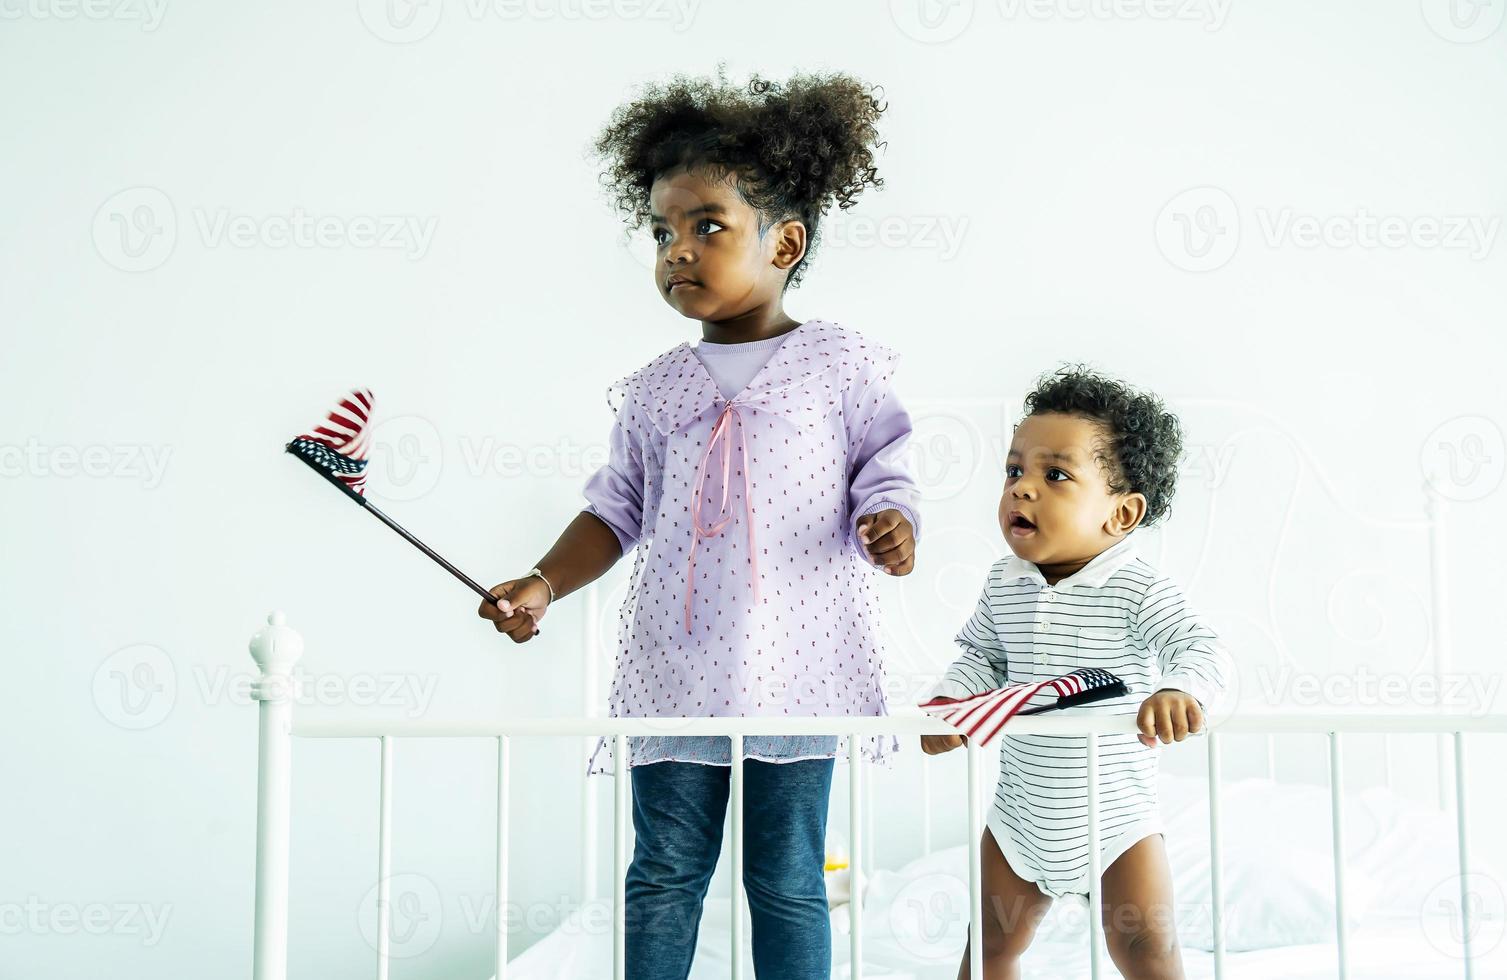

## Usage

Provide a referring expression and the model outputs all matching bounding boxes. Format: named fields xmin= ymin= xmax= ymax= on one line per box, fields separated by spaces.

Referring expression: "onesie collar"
xmin=996 ymin=534 xmax=1141 ymax=590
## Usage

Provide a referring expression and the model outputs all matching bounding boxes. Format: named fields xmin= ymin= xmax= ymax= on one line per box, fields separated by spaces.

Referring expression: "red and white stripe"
xmin=918 ymin=679 xmax=1054 ymax=747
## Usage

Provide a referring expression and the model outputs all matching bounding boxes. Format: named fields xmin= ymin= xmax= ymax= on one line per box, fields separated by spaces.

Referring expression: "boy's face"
xmin=998 ymin=412 xmax=1144 ymax=565
xmin=647 ymin=167 xmax=802 ymax=320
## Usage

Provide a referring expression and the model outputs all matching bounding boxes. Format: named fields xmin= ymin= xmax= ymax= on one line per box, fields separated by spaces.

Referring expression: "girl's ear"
xmin=769 ymin=219 xmax=807 ymax=273
xmin=1104 ymin=492 xmax=1147 ymax=538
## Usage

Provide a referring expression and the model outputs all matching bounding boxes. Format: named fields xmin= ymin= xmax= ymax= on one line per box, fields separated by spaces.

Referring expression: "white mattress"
xmin=500 ymin=772 xmax=1506 ymax=978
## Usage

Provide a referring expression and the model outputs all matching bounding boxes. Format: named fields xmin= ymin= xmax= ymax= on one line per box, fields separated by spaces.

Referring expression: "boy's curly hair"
xmin=1023 ymin=365 xmax=1185 ymax=527
xmin=590 ymin=63 xmax=887 ymax=288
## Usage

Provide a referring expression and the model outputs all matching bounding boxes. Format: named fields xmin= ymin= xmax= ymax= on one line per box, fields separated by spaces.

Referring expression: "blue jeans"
xmin=625 ymin=757 xmax=835 ymax=980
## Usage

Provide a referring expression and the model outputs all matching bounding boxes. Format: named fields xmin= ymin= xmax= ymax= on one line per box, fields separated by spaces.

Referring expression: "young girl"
xmin=923 ymin=367 xmax=1232 ymax=980
xmin=477 ymin=68 xmax=922 ymax=980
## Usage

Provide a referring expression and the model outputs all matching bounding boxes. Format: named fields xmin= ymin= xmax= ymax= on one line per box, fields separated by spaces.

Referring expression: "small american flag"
xmin=286 ymin=388 xmax=374 ymax=498
xmin=918 ymin=668 xmax=1127 ymax=746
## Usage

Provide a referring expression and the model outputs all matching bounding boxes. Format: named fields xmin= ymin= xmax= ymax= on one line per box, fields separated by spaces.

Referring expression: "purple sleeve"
xmin=581 ymin=405 xmax=644 ymax=556
xmin=844 ymin=359 xmax=922 ymax=563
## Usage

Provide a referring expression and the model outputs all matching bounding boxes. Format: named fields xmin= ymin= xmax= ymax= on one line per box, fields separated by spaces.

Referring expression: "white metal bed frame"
xmin=248 ymin=622 xmax=1503 ymax=980
xmin=248 ymin=482 xmax=1501 ymax=979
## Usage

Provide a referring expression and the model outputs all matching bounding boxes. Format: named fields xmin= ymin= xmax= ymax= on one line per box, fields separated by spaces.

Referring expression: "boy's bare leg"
xmin=956 ymin=827 xmax=1053 ymax=980
xmin=1099 ymin=833 xmax=1186 ymax=980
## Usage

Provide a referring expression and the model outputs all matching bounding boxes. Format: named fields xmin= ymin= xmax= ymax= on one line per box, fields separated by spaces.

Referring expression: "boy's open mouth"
xmin=1008 ymin=512 xmax=1037 ymax=536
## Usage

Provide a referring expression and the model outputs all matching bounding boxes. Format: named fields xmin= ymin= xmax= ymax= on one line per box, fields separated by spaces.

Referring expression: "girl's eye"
xmin=696 ymin=219 xmax=724 ymax=236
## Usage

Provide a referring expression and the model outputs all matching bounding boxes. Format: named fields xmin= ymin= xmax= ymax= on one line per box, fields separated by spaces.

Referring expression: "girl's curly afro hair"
xmin=1024 ymin=365 xmax=1185 ymax=527
xmin=591 ymin=63 xmax=887 ymax=288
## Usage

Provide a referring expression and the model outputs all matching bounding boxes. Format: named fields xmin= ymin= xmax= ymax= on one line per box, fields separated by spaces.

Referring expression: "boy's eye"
xmin=651 ymin=227 xmax=668 ymax=246
xmin=696 ymin=218 xmax=724 ymax=236
xmin=1005 ymin=464 xmax=1022 ymax=478
xmin=1046 ymin=467 xmax=1069 ymax=482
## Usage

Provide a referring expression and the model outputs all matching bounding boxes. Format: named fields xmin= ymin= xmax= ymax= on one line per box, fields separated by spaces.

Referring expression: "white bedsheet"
xmin=501 ymin=773 xmax=1505 ymax=979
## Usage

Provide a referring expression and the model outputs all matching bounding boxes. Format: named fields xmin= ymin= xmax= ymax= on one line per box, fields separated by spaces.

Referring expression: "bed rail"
xmin=248 ymin=612 xmax=1503 ymax=980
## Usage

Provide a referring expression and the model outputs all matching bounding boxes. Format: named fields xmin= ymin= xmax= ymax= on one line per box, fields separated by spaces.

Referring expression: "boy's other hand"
xmin=478 ymin=576 xmax=552 ymax=643
xmin=1136 ymin=689 xmax=1204 ymax=746
xmin=857 ymin=509 xmax=915 ymax=575
xmin=921 ymin=733 xmax=964 ymax=755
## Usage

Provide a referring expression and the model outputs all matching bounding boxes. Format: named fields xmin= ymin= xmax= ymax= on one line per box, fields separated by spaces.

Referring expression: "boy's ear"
xmin=1104 ymin=492 xmax=1147 ymax=538
xmin=769 ymin=219 xmax=807 ymax=273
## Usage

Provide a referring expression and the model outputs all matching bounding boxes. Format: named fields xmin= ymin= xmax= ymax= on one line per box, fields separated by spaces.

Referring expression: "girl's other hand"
xmin=1136 ymin=689 xmax=1203 ymax=746
xmin=921 ymin=733 xmax=964 ymax=755
xmin=857 ymin=508 xmax=915 ymax=575
xmin=477 ymin=576 xmax=552 ymax=642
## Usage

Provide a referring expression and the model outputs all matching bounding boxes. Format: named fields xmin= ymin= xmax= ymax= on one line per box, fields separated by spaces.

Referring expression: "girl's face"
xmin=997 ymin=412 xmax=1145 ymax=565
xmin=648 ymin=167 xmax=802 ymax=320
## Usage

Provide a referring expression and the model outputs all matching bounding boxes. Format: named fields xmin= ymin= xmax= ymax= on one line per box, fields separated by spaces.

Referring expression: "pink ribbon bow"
xmin=684 ymin=401 xmax=760 ymax=632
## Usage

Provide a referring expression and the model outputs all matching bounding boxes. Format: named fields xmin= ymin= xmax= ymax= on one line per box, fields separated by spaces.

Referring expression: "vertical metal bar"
xmin=1426 ymin=486 xmax=1453 ymax=810
xmin=1086 ymin=733 xmax=1102 ymax=980
xmin=496 ymin=735 xmax=510 ymax=980
xmin=966 ymin=738 xmax=983 ymax=980
xmin=849 ymin=734 xmax=864 ymax=979
xmin=614 ymin=733 xmax=628 ymax=980
xmin=865 ymin=762 xmax=876 ymax=882
xmin=1453 ymin=731 xmax=1475 ymax=979
xmin=920 ymin=762 xmax=933 ymax=858
xmin=730 ymin=733 xmax=744 ymax=980
xmin=250 ymin=612 xmax=304 ymax=980
xmin=1207 ymin=732 xmax=1226 ymax=979
xmin=583 ymin=586 xmax=601 ymax=904
xmin=377 ymin=736 xmax=393 ymax=980
xmin=1380 ymin=732 xmax=1392 ymax=796
xmin=1328 ymin=732 xmax=1349 ymax=979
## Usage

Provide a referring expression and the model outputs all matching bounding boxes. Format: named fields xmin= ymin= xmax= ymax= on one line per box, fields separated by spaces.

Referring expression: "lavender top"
xmin=579 ymin=319 xmax=922 ymax=775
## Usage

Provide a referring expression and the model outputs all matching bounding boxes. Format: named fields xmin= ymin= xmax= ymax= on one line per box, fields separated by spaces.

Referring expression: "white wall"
xmin=1 ymin=1 xmax=1504 ymax=977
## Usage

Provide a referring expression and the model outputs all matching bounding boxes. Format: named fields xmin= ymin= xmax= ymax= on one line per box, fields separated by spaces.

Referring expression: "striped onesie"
xmin=932 ymin=534 xmax=1232 ymax=899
